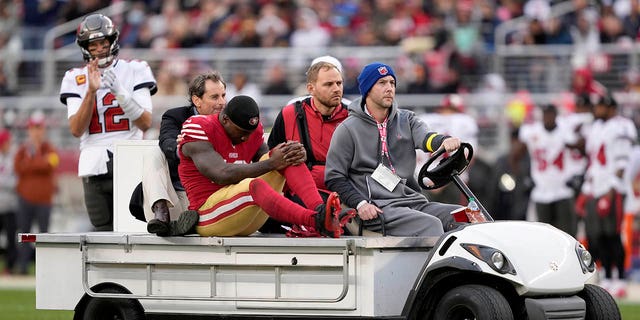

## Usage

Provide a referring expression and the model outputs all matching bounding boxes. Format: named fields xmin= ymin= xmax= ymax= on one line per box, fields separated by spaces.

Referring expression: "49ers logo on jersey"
xmin=76 ymin=74 xmax=86 ymax=85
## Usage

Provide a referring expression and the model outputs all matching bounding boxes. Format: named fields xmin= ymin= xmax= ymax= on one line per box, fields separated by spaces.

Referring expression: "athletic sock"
xmin=280 ymin=164 xmax=323 ymax=209
xmin=249 ymin=178 xmax=315 ymax=226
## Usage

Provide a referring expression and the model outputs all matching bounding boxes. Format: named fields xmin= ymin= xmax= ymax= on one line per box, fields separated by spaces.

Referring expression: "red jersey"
xmin=178 ymin=114 xmax=264 ymax=210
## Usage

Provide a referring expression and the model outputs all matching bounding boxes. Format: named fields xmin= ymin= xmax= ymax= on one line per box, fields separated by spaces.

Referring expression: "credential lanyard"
xmin=376 ymin=118 xmax=396 ymax=173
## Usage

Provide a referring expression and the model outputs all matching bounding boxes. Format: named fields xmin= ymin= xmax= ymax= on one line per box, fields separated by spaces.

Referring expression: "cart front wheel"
xmin=578 ymin=283 xmax=621 ymax=320
xmin=434 ymin=284 xmax=513 ymax=320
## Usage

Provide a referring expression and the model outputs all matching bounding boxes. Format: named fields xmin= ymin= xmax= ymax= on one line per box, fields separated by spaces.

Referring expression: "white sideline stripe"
xmin=201 ymin=195 xmax=254 ymax=221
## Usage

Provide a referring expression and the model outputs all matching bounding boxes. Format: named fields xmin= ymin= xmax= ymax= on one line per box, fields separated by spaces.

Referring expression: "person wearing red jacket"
xmin=265 ymin=60 xmax=349 ymax=233
xmin=268 ymin=60 xmax=349 ymax=192
xmin=14 ymin=112 xmax=59 ymax=274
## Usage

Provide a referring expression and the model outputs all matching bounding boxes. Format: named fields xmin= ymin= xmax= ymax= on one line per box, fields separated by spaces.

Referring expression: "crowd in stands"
xmin=2 ymin=0 xmax=640 ymax=96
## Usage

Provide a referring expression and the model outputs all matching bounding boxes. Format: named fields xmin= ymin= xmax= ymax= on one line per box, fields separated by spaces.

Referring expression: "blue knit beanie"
xmin=357 ymin=62 xmax=396 ymax=98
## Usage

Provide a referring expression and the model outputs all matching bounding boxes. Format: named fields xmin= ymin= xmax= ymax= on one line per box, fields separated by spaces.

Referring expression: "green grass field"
xmin=0 ymin=289 xmax=72 ymax=320
xmin=1 ymin=288 xmax=640 ymax=319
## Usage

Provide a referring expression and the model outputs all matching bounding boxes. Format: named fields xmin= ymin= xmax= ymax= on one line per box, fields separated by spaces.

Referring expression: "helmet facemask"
xmin=76 ymin=14 xmax=120 ymax=68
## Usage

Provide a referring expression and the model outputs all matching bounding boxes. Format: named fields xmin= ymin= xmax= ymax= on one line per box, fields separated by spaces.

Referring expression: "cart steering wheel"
xmin=418 ymin=142 xmax=473 ymax=190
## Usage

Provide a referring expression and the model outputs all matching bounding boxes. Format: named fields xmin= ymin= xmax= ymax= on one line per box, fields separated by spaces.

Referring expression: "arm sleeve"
xmin=133 ymin=60 xmax=158 ymax=96
xmin=128 ymin=87 xmax=153 ymax=113
xmin=65 ymin=96 xmax=82 ymax=119
xmin=518 ymin=124 xmax=529 ymax=143
xmin=325 ymin=124 xmax=368 ymax=209
xmin=60 ymin=70 xmax=85 ymax=118
xmin=180 ymin=115 xmax=212 ymax=145
xmin=421 ymin=133 xmax=449 ymax=152
xmin=124 ymin=60 xmax=156 ymax=116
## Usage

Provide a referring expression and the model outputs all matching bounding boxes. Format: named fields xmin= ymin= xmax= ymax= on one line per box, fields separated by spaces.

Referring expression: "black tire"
xmin=433 ymin=284 xmax=513 ymax=320
xmin=578 ymin=283 xmax=621 ymax=320
xmin=80 ymin=286 xmax=146 ymax=320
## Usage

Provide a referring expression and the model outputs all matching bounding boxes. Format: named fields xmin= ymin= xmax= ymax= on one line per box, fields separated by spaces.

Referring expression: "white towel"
xmin=78 ymin=146 xmax=109 ymax=177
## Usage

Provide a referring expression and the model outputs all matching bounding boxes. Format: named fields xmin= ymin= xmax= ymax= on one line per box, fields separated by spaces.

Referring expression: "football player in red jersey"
xmin=178 ymin=95 xmax=353 ymax=237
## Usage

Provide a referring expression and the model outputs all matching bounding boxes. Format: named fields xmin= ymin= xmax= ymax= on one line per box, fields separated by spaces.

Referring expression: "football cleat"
xmin=314 ymin=192 xmax=356 ymax=238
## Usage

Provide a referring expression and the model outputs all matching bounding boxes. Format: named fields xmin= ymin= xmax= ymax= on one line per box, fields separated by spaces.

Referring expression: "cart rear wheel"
xmin=434 ymin=284 xmax=513 ymax=320
xmin=578 ymin=284 xmax=621 ymax=320
xmin=78 ymin=286 xmax=145 ymax=320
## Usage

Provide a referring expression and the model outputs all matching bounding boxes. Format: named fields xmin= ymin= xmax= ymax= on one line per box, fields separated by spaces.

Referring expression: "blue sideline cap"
xmin=357 ymin=62 xmax=396 ymax=98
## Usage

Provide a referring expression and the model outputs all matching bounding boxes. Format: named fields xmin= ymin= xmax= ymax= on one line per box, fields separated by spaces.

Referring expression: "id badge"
xmin=371 ymin=164 xmax=401 ymax=192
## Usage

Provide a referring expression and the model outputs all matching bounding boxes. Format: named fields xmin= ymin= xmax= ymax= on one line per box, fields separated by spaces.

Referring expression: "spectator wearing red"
xmin=14 ymin=112 xmax=59 ymax=274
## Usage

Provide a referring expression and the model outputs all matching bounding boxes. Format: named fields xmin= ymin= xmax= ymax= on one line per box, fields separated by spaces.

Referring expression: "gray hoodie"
xmin=325 ymin=96 xmax=448 ymax=209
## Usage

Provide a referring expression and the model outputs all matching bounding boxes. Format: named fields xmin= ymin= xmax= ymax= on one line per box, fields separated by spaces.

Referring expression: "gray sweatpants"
xmin=364 ymin=199 xmax=460 ymax=237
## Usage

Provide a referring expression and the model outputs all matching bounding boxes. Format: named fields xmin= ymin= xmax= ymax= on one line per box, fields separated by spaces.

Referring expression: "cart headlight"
xmin=461 ymin=243 xmax=516 ymax=275
xmin=491 ymin=251 xmax=505 ymax=270
xmin=575 ymin=242 xmax=595 ymax=273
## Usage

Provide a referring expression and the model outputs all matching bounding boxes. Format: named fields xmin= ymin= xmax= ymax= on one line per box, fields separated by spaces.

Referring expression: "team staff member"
xmin=268 ymin=61 xmax=348 ymax=192
xmin=178 ymin=95 xmax=354 ymax=237
xmin=60 ymin=14 xmax=156 ymax=231
xmin=325 ymin=62 xmax=462 ymax=237
xmin=264 ymin=57 xmax=348 ymax=233
xmin=286 ymin=55 xmax=351 ymax=106
xmin=141 ymin=71 xmax=226 ymax=236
